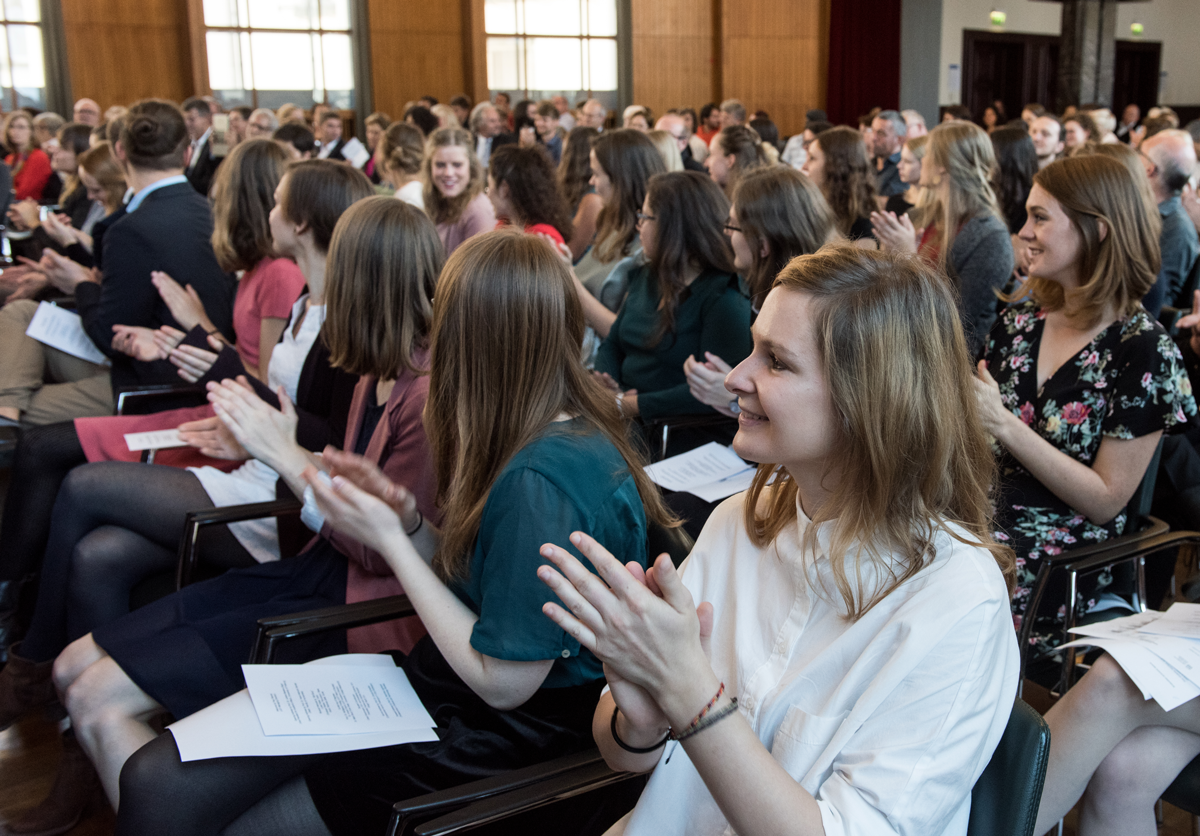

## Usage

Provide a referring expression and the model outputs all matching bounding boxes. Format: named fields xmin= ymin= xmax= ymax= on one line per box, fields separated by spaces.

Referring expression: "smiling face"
xmin=1030 ymin=117 xmax=1064 ymax=160
xmin=897 ymin=144 xmax=921 ymax=184
xmin=589 ymin=149 xmax=613 ymax=202
xmin=726 ymin=288 xmax=839 ymax=479
xmin=1019 ymin=182 xmax=1085 ymax=288
xmin=80 ymin=169 xmax=104 ymax=203
xmin=431 ymin=145 xmax=471 ymax=199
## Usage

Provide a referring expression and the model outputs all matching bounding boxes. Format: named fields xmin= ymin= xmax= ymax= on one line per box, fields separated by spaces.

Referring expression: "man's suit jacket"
xmin=473 ymin=131 xmax=517 ymax=165
xmin=186 ymin=136 xmax=221 ymax=196
xmin=73 ymin=182 xmax=237 ymax=393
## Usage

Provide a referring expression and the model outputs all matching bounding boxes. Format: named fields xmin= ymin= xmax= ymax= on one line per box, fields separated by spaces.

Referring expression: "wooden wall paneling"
xmin=722 ymin=0 xmax=827 ymax=137
xmin=367 ymin=0 xmax=466 ymax=119
xmin=630 ymin=0 xmax=715 ymax=122
xmin=61 ymin=0 xmax=193 ymax=109
xmin=186 ymin=0 xmax=208 ymax=97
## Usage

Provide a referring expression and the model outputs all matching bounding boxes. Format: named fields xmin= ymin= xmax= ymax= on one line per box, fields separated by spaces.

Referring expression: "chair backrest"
xmin=967 ymin=698 xmax=1050 ymax=836
xmin=1128 ymin=437 xmax=1165 ymax=526
xmin=647 ymin=520 xmax=694 ymax=568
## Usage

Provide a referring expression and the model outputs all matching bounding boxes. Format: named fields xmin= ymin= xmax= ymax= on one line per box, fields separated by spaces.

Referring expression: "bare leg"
xmin=61 ymin=641 xmax=163 ymax=807
xmin=1077 ymin=724 xmax=1200 ymax=836
xmin=1034 ymin=654 xmax=1200 ymax=834
xmin=52 ymin=633 xmax=108 ymax=699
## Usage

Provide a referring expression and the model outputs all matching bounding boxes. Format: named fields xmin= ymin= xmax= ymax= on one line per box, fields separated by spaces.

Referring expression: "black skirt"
xmin=93 ymin=540 xmax=349 ymax=719
xmin=305 ymin=636 xmax=605 ymax=836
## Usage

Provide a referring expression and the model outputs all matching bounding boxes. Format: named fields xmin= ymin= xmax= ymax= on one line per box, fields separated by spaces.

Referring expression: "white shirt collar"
xmin=126 ymin=174 xmax=190 ymax=213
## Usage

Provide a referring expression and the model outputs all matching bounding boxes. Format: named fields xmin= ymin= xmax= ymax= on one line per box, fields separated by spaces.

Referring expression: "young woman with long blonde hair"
xmin=421 ymin=127 xmax=494 ymax=254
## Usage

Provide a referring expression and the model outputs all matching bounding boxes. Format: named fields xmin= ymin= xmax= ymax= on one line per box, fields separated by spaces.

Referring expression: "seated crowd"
xmin=0 ymin=87 xmax=1195 ymax=836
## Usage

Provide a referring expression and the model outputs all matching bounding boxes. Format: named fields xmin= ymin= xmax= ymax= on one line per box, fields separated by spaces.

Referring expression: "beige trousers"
xmin=0 ymin=299 xmax=114 ymax=425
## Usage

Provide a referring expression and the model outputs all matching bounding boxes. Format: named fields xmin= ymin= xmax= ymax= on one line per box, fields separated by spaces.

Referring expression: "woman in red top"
xmin=4 ymin=110 xmax=53 ymax=201
xmin=487 ymin=144 xmax=573 ymax=246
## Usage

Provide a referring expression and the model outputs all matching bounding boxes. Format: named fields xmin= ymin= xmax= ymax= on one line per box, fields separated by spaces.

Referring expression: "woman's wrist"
xmin=612 ymin=706 xmax=670 ymax=750
xmin=653 ymin=661 xmax=723 ymax=730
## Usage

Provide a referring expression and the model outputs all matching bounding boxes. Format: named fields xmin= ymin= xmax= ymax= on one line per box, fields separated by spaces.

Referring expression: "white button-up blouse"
xmin=619 ymin=489 xmax=1019 ymax=836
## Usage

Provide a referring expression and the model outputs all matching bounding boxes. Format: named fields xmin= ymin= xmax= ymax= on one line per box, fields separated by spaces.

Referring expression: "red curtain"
xmin=825 ymin=0 xmax=902 ymax=126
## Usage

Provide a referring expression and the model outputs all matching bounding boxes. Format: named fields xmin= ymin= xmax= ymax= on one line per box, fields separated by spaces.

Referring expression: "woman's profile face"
xmin=1062 ymin=120 xmax=1088 ymax=149
xmin=432 ymin=145 xmax=471 ymax=199
xmin=705 ymin=136 xmax=731 ymax=186
xmin=52 ymin=143 xmax=78 ymax=174
xmin=800 ymin=140 xmax=825 ymax=188
xmin=589 ymin=149 xmax=613 ymax=203
xmin=637 ymin=194 xmax=657 ymax=259
xmin=727 ymin=205 xmax=756 ymax=273
xmin=726 ymin=288 xmax=838 ymax=475
xmin=80 ymin=169 xmax=104 ymax=203
xmin=365 ymin=123 xmax=383 ymax=151
xmin=486 ymin=172 xmax=511 ymax=219
xmin=268 ymin=174 xmax=298 ymax=256
xmin=898 ymin=145 xmax=921 ymax=184
xmin=1019 ymin=183 xmax=1085 ymax=287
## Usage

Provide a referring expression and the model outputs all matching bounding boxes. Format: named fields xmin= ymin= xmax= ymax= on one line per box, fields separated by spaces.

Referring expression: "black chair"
xmin=640 ymin=413 xmax=736 ymax=461
xmin=385 ymin=696 xmax=1049 ymax=836
xmin=1162 ymin=754 xmax=1200 ymax=830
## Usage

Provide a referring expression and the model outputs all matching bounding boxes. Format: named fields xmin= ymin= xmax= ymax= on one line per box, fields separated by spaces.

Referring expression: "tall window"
xmin=202 ymin=0 xmax=354 ymax=110
xmin=0 ymin=0 xmax=45 ymax=111
xmin=485 ymin=0 xmax=618 ymax=110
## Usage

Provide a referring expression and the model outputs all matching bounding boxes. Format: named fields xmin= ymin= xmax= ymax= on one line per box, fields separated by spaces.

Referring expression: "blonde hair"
xmin=647 ymin=129 xmax=683 ymax=172
xmin=901 ymin=134 xmax=936 ymax=228
xmin=1021 ymin=155 xmax=1160 ymax=327
xmin=426 ymin=230 xmax=677 ymax=580
xmin=743 ymin=244 xmax=1015 ymax=617
xmin=77 ymin=142 xmax=126 ymax=213
xmin=421 ymin=127 xmax=485 ymax=224
xmin=431 ymin=103 xmax=461 ymax=130
xmin=925 ymin=121 xmax=1004 ymax=270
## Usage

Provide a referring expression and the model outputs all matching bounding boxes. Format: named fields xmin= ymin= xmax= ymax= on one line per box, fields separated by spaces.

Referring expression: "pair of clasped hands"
xmin=301 ymin=450 xmax=718 ymax=732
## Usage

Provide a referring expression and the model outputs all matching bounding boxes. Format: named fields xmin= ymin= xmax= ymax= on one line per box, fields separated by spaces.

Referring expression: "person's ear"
xmin=1097 ymin=219 xmax=1108 ymax=243
xmin=759 ymin=238 xmax=770 ymax=259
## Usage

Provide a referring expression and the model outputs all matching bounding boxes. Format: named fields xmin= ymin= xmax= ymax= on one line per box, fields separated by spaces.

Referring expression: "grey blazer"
xmin=949 ymin=213 xmax=1014 ymax=357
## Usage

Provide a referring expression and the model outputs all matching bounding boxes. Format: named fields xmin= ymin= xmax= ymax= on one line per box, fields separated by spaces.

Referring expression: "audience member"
xmin=684 ymin=166 xmax=836 ymax=417
xmin=902 ymin=108 xmax=928 ymax=138
xmin=942 ymin=104 xmax=972 ymax=123
xmin=705 ymin=124 xmax=773 ymax=199
xmin=534 ymin=100 xmax=564 ymax=163
xmin=404 ymin=105 xmax=439 ymax=137
xmin=272 ymin=122 xmax=315 ymax=160
xmin=72 ymin=98 xmax=101 ymax=127
xmin=977 ymin=154 xmax=1194 ymax=661
xmin=982 ymin=102 xmax=1006 ymax=133
xmin=315 ymin=111 xmax=368 ymax=168
xmin=226 ymin=106 xmax=251 ymax=147
xmin=310 ymin=103 xmax=332 ymax=137
xmin=1088 ymin=107 xmax=1118 ymax=144
xmin=593 ymin=171 xmax=751 ymax=454
xmin=1063 ymin=112 xmax=1100 ymax=154
xmin=182 ymin=96 xmax=221 ymax=196
xmin=551 ymin=95 xmax=574 ymax=131
xmin=872 ymin=121 xmax=1013 ymax=354
xmin=468 ymin=101 xmax=515 ymax=167
xmin=1148 ymin=106 xmax=1180 ymax=128
xmin=719 ymin=98 xmax=746 ymax=128
xmin=869 ymin=109 xmax=908 ymax=200
xmin=748 ymin=116 xmax=781 ymax=153
xmin=543 ymin=244 xmax=1018 ymax=836
xmin=677 ymin=107 xmax=708 ymax=163
xmin=1139 ymin=129 xmax=1200 ymax=316
xmin=417 ymin=94 xmax=438 ymax=109
xmin=378 ymin=121 xmax=426 ymax=210
xmin=623 ymin=105 xmax=651 ymax=132
xmin=991 ymin=126 xmax=1038 ymax=235
xmin=487 ymin=144 xmax=573 ymax=245
xmin=1031 ymin=114 xmax=1066 ymax=169
xmin=882 ymin=134 xmax=931 ymax=220
xmin=245 ymin=107 xmax=278 ymax=138
xmin=857 ymin=107 xmax=880 ymax=135
xmin=31 ymin=111 xmax=64 ymax=158
xmin=449 ymin=94 xmax=472 ymax=126
xmin=0 ymin=99 xmax=237 ymax=426
xmin=577 ymin=98 xmax=607 ymax=130
xmin=275 ymin=103 xmax=305 ymax=125
xmin=647 ymin=129 xmax=684 ymax=173
xmin=422 ymin=127 xmax=495 ymax=255
xmin=1022 ymin=103 xmax=1047 ymax=126
xmin=361 ymin=111 xmax=390 ymax=183
xmin=112 ymin=229 xmax=672 ymax=836
xmin=431 ymin=103 xmax=461 ymax=130
xmin=557 ymin=126 xmax=602 ymax=261
xmin=7 ymin=122 xmax=94 ymax=245
xmin=3 ymin=110 xmax=52 ymax=201
xmin=656 ymin=113 xmax=704 ymax=172
xmin=802 ymin=126 xmax=877 ymax=245
xmin=696 ymin=102 xmax=721 ymax=146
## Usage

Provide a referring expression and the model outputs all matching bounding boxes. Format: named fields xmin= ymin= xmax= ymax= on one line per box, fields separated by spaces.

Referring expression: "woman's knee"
xmin=52 ymin=634 xmax=105 ymax=695
xmin=1075 ymin=654 xmax=1144 ymax=713
xmin=62 ymin=656 xmax=140 ymax=729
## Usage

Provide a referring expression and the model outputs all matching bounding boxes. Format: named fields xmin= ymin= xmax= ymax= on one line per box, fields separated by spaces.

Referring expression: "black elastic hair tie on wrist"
xmin=610 ymin=705 xmax=670 ymax=754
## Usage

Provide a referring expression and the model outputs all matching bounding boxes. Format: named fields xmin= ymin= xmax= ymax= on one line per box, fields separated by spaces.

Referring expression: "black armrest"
xmin=642 ymin=413 xmax=737 ymax=461
xmin=384 ymin=749 xmax=612 ymax=836
xmin=412 ymin=755 xmax=639 ymax=836
xmin=1038 ymin=517 xmax=1170 ymax=571
xmin=176 ymin=499 xmax=302 ymax=590
xmin=1061 ymin=526 xmax=1200 ymax=575
xmin=115 ymin=384 xmax=206 ymax=415
xmin=251 ymin=594 xmax=415 ymax=664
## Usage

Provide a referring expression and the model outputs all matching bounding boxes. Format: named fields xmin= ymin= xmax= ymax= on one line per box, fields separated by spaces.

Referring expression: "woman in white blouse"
xmin=538 ymin=244 xmax=1021 ymax=836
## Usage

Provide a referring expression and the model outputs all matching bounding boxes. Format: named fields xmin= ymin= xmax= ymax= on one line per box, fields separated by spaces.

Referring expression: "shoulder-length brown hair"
xmin=278 ymin=159 xmax=375 ymax=253
xmin=592 ymin=129 xmax=665 ymax=262
xmin=646 ymin=171 xmax=737 ymax=336
xmin=1022 ymin=155 xmax=1161 ymax=327
xmin=557 ymin=125 xmax=599 ymax=211
xmin=489 ymin=144 xmax=574 ymax=241
xmin=323 ymin=197 xmax=442 ymax=379
xmin=426 ymin=230 xmax=677 ymax=581
xmin=210 ymin=138 xmax=289 ymax=273
xmin=814 ymin=127 xmax=877 ymax=236
xmin=732 ymin=166 xmax=837 ymax=307
xmin=77 ymin=142 xmax=127 ymax=213
xmin=421 ymin=127 xmax=485 ymax=225
xmin=743 ymin=245 xmax=1014 ymax=617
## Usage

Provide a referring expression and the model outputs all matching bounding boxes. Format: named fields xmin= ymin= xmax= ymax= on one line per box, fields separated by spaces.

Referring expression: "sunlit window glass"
xmin=0 ymin=1 xmax=45 ymax=112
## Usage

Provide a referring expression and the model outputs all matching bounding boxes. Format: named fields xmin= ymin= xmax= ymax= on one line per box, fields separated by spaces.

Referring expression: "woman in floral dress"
xmin=974 ymin=155 xmax=1195 ymax=660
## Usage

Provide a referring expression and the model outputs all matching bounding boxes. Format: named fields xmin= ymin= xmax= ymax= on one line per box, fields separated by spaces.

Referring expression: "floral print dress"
xmin=982 ymin=301 xmax=1196 ymax=658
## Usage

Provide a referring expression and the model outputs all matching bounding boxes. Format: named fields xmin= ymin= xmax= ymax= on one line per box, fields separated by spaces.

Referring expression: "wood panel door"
xmin=1112 ymin=40 xmax=1161 ymax=118
xmin=962 ymin=30 xmax=1061 ymax=123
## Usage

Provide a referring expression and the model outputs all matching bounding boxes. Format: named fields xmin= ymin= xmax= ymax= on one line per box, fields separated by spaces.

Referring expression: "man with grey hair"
xmin=245 ymin=108 xmax=279 ymax=138
xmin=1140 ymin=129 xmax=1200 ymax=315
xmin=901 ymin=109 xmax=927 ymax=138
xmin=719 ymin=99 xmax=746 ymax=128
xmin=72 ymin=98 xmax=101 ymax=126
xmin=468 ymin=102 xmax=514 ymax=166
xmin=656 ymin=113 xmax=705 ymax=172
xmin=870 ymin=109 xmax=908 ymax=198
xmin=577 ymin=98 xmax=607 ymax=130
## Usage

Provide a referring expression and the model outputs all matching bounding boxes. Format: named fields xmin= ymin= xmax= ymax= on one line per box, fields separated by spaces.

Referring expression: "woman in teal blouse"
xmin=112 ymin=230 xmax=678 ymax=836
xmin=594 ymin=171 xmax=752 ymax=449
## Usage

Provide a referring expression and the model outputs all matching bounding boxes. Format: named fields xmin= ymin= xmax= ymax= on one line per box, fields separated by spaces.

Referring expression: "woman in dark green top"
xmin=112 ymin=230 xmax=678 ymax=836
xmin=595 ymin=171 xmax=752 ymax=447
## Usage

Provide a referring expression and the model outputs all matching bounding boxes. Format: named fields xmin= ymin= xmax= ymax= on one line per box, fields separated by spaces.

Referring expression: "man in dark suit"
xmin=182 ymin=96 xmax=222 ymax=196
xmin=315 ymin=111 xmax=369 ymax=168
xmin=469 ymin=102 xmax=515 ymax=167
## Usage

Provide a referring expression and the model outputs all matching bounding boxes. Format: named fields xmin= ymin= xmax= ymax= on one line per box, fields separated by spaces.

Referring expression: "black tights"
xmin=0 ymin=421 xmax=86 ymax=583
xmin=19 ymin=461 xmax=256 ymax=663
xmin=116 ymin=732 xmax=331 ymax=836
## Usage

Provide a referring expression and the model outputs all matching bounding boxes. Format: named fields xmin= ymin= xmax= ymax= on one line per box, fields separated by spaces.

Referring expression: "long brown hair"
xmin=426 ymin=230 xmax=677 ymax=581
xmin=591 ymin=129 xmax=665 ymax=262
xmin=814 ymin=127 xmax=877 ymax=235
xmin=743 ymin=245 xmax=1014 ymax=617
xmin=421 ymin=127 xmax=485 ymax=224
xmin=645 ymin=171 xmax=737 ymax=336
xmin=925 ymin=121 xmax=1004 ymax=271
xmin=732 ymin=167 xmax=837 ymax=307
xmin=210 ymin=139 xmax=289 ymax=273
xmin=1021 ymin=155 xmax=1160 ymax=327
xmin=488 ymin=144 xmax=574 ymax=241
xmin=324 ymin=197 xmax=442 ymax=378
xmin=557 ymin=126 xmax=599 ymax=211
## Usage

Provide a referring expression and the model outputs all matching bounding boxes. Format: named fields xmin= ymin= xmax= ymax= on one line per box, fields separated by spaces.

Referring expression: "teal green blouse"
xmin=594 ymin=267 xmax=752 ymax=420
xmin=451 ymin=419 xmax=648 ymax=688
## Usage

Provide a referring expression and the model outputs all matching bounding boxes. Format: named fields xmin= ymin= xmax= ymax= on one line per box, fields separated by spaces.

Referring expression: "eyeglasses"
xmin=636 ymin=212 xmax=656 ymax=224
xmin=723 ymin=222 xmax=743 ymax=233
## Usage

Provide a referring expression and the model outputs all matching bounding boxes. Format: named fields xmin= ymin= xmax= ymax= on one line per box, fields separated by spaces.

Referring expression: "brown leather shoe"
xmin=0 ymin=643 xmax=56 ymax=732
xmin=0 ymin=734 xmax=104 ymax=836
